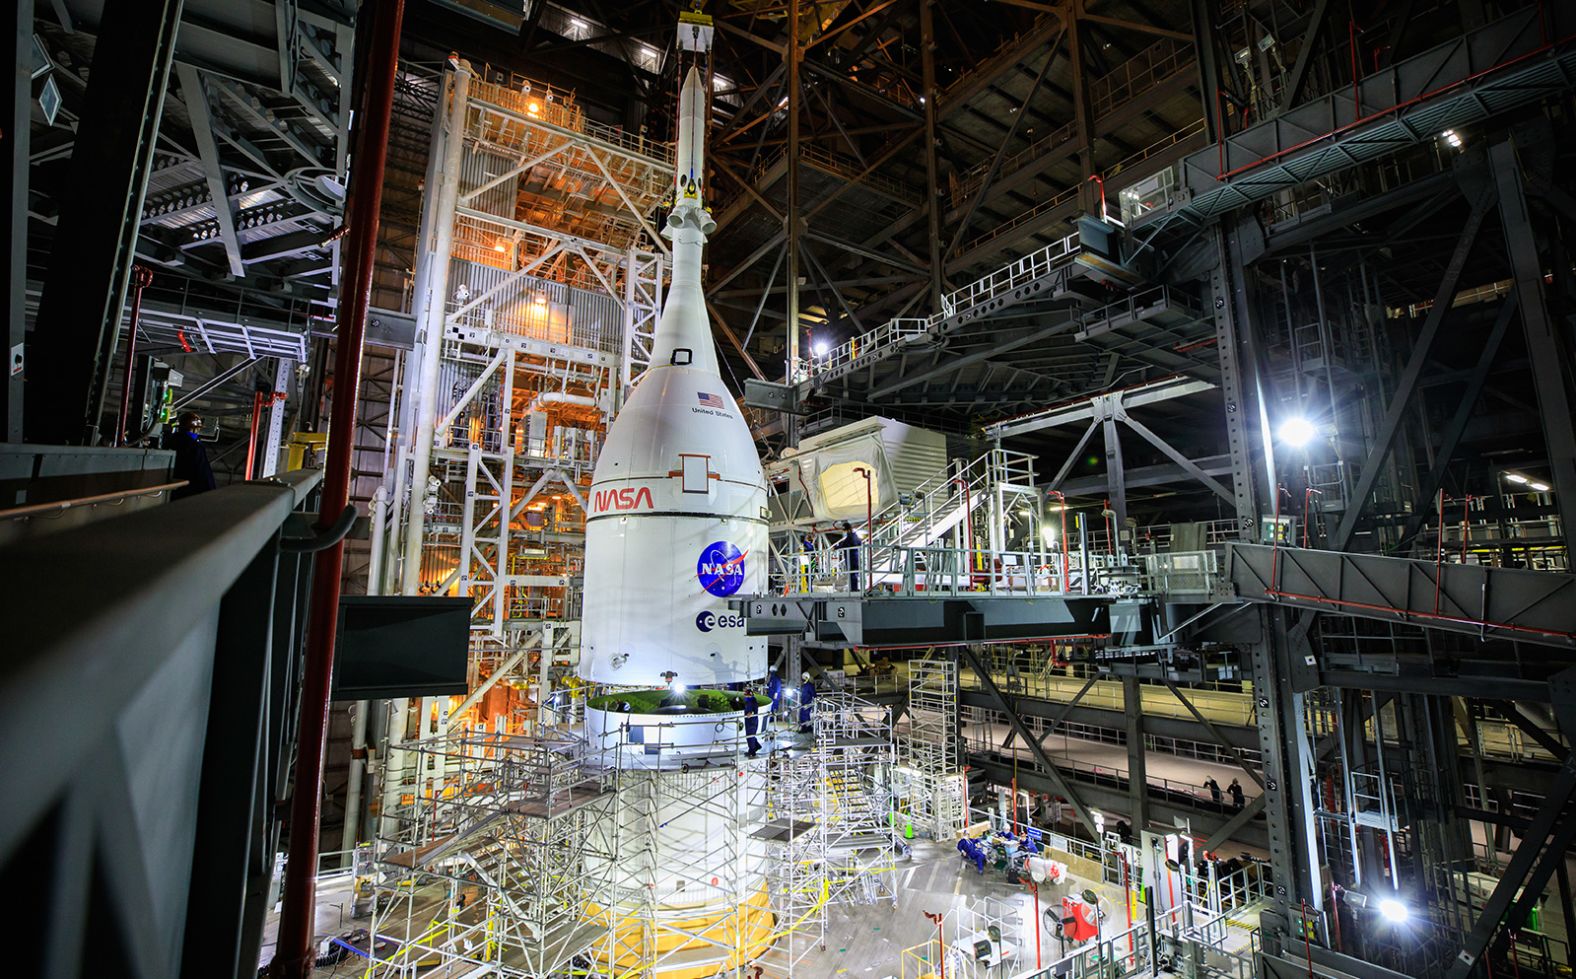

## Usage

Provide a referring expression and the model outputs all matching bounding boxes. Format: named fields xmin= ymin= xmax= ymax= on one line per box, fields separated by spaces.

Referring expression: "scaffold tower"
xmin=363 ymin=733 xmax=621 ymax=977
xmin=896 ymin=658 xmax=968 ymax=840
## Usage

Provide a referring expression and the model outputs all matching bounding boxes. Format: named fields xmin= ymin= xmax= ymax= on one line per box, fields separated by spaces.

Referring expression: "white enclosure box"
xmin=769 ymin=416 xmax=948 ymax=523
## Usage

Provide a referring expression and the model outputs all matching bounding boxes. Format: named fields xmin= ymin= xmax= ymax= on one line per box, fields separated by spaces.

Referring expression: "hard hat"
xmin=801 ymin=672 xmax=811 ymax=681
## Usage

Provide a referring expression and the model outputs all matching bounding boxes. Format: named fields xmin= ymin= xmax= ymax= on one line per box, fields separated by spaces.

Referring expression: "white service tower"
xmin=579 ymin=64 xmax=768 ymax=690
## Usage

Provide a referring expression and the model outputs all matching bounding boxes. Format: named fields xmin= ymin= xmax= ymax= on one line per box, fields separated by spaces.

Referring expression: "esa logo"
xmin=696 ymin=540 xmax=747 ymax=597
xmin=695 ymin=610 xmax=745 ymax=632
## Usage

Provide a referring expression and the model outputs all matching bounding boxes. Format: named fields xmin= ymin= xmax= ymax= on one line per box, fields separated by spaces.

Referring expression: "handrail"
xmin=802 ymin=232 xmax=1084 ymax=383
xmin=0 ymin=479 xmax=187 ymax=519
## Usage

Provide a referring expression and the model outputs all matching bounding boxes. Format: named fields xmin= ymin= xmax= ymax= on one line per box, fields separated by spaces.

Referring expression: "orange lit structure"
xmin=376 ymin=57 xmax=668 ymax=818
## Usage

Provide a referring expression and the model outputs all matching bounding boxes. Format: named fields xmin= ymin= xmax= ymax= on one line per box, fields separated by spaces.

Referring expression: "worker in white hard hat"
xmin=798 ymin=672 xmax=816 ymax=732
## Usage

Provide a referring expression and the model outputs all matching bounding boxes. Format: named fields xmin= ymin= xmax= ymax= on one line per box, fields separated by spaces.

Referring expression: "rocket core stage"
xmin=578 ymin=67 xmax=768 ymax=688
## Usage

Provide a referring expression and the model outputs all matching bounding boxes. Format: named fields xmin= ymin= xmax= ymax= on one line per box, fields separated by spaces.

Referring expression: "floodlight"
xmin=1277 ymin=416 xmax=1317 ymax=448
xmin=812 ymin=338 xmax=830 ymax=357
xmin=1378 ymin=898 xmax=1410 ymax=924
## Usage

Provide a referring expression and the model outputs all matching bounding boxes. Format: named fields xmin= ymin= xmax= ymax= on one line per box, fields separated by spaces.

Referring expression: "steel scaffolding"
xmin=366 ymin=717 xmax=788 ymax=979
xmin=757 ymin=745 xmax=826 ymax=976
xmin=753 ymin=692 xmax=899 ymax=977
xmin=364 ymin=732 xmax=621 ymax=977
xmin=897 ymin=658 xmax=968 ymax=840
xmin=816 ymin=691 xmax=900 ymax=908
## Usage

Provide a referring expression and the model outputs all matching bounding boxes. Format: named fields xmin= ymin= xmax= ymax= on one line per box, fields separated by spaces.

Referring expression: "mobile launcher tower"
xmin=577 ymin=15 xmax=776 ymax=977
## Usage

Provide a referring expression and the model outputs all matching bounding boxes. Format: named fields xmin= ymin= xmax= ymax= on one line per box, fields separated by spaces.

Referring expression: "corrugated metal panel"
xmin=443 ymin=259 xmax=621 ymax=354
xmin=772 ymin=417 xmax=950 ymax=521
xmin=876 ymin=419 xmax=948 ymax=498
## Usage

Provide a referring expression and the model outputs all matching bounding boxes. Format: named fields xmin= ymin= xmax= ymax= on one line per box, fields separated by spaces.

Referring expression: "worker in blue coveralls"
xmin=798 ymin=671 xmax=816 ymax=732
xmin=765 ymin=669 xmax=783 ymax=733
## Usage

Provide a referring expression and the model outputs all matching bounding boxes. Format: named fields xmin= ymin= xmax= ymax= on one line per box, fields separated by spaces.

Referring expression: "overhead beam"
xmin=1118 ymin=412 xmax=1234 ymax=503
xmin=1202 ymin=794 xmax=1265 ymax=851
xmin=870 ymin=310 xmax=1081 ymax=398
xmin=1164 ymin=681 xmax=1264 ymax=787
xmin=1079 ymin=13 xmax=1192 ymax=44
xmin=988 ymin=376 xmax=1216 ymax=439
xmin=1278 ymin=0 xmax=1332 ymax=113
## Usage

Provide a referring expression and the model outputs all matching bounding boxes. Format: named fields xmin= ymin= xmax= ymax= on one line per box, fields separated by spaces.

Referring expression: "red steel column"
xmin=268 ymin=0 xmax=405 ymax=974
xmin=244 ymin=390 xmax=264 ymax=478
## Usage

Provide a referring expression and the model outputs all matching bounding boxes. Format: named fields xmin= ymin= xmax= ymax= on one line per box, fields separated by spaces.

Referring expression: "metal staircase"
xmin=863 ymin=447 xmax=1036 ymax=589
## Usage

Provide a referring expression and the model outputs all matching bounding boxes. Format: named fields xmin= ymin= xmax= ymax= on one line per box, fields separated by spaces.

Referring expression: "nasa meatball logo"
xmin=696 ymin=609 xmax=745 ymax=632
xmin=697 ymin=540 xmax=747 ymax=597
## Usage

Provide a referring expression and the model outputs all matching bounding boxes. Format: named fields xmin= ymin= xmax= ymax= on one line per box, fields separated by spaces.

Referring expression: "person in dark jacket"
xmin=1203 ymin=777 xmax=1222 ymax=809
xmin=164 ymin=411 xmax=217 ymax=498
xmin=835 ymin=521 xmax=862 ymax=591
xmin=743 ymin=690 xmax=761 ymax=757
xmin=1227 ymin=778 xmax=1245 ymax=811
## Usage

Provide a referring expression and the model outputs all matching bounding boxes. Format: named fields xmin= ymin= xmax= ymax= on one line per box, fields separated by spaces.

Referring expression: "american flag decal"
xmin=697 ymin=391 xmax=724 ymax=408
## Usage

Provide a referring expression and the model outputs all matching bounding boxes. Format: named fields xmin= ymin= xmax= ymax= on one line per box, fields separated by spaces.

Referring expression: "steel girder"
xmin=967 ymin=755 xmax=1270 ymax=851
xmin=1228 ymin=542 xmax=1576 ymax=647
xmin=1445 ymin=747 xmax=1576 ymax=978
xmin=27 ymin=0 xmax=185 ymax=444
xmin=960 ymin=644 xmax=1100 ymax=836
xmin=1146 ymin=7 xmax=1576 ymax=239
xmin=1491 ymin=138 xmax=1576 ymax=566
xmin=1331 ymin=173 xmax=1497 ymax=549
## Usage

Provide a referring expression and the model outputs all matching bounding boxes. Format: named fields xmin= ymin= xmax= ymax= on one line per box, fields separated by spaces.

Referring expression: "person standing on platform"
xmin=835 ymin=520 xmax=862 ymax=591
xmin=163 ymin=411 xmax=217 ymax=498
xmin=798 ymin=671 xmax=816 ymax=732
xmin=1204 ymin=777 xmax=1222 ymax=809
xmin=765 ymin=668 xmax=783 ymax=735
xmin=1227 ymin=777 xmax=1245 ymax=811
xmin=743 ymin=689 xmax=762 ymax=757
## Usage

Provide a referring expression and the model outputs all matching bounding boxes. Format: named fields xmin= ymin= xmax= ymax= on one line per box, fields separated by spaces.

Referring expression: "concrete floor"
xmin=257 ymin=873 xmax=358 ymax=974
xmin=265 ymin=837 xmax=1265 ymax=978
xmin=755 ymin=839 xmax=1131 ymax=978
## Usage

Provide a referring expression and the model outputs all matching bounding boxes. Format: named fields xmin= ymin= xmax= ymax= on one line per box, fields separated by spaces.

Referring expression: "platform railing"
xmin=0 ymin=469 xmax=323 ymax=979
xmin=768 ymin=541 xmax=1223 ymax=603
xmin=803 ymin=231 xmax=1084 ymax=382
xmin=1001 ymin=894 xmax=1263 ymax=979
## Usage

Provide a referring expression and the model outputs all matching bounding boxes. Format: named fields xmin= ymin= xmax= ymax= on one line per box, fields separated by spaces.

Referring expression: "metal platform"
xmin=1138 ymin=7 xmax=1576 ymax=241
xmin=741 ymin=593 xmax=1153 ymax=649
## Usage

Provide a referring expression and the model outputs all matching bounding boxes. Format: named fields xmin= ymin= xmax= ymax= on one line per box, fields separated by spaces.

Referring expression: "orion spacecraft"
xmin=579 ymin=60 xmax=768 ymax=692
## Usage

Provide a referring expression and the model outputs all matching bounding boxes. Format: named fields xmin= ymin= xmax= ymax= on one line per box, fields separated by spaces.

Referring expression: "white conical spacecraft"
xmin=579 ymin=65 xmax=768 ymax=690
